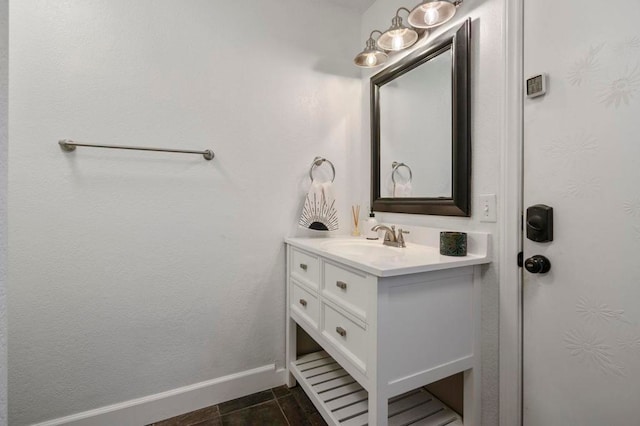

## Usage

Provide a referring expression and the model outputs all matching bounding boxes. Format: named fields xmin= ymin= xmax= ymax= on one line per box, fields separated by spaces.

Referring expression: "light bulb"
xmin=392 ymin=34 xmax=404 ymax=51
xmin=424 ymin=6 xmax=440 ymax=25
xmin=365 ymin=53 xmax=377 ymax=66
xmin=408 ymin=1 xmax=457 ymax=29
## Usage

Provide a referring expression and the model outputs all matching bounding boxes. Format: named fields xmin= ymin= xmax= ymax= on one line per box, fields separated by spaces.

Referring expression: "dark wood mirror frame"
xmin=371 ymin=19 xmax=470 ymax=216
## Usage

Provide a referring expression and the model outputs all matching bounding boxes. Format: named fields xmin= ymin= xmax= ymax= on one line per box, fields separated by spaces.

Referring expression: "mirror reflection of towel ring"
xmin=391 ymin=161 xmax=413 ymax=184
xmin=309 ymin=156 xmax=336 ymax=182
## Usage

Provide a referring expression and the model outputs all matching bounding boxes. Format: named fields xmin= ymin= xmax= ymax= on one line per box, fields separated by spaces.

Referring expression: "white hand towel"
xmin=401 ymin=181 xmax=412 ymax=197
xmin=394 ymin=182 xmax=412 ymax=197
xmin=310 ymin=181 xmax=323 ymax=203
xmin=393 ymin=182 xmax=402 ymax=197
xmin=299 ymin=180 xmax=339 ymax=231
xmin=322 ymin=182 xmax=335 ymax=208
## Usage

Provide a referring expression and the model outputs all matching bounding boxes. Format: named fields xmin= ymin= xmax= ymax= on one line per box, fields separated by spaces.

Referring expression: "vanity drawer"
xmin=291 ymin=282 xmax=320 ymax=329
xmin=290 ymin=248 xmax=320 ymax=289
xmin=322 ymin=303 xmax=368 ymax=372
xmin=323 ymin=262 xmax=372 ymax=321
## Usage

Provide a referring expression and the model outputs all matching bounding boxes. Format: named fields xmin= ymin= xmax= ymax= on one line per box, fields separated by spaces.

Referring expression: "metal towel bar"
xmin=59 ymin=139 xmax=215 ymax=161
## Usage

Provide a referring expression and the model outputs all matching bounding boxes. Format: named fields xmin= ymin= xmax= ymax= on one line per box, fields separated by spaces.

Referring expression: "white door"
xmin=523 ymin=0 xmax=640 ymax=424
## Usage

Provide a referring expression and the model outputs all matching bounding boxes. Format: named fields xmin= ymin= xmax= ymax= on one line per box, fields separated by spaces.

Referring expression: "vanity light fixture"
xmin=354 ymin=30 xmax=389 ymax=68
xmin=355 ymin=1 xmax=464 ymax=68
xmin=377 ymin=7 xmax=419 ymax=51
xmin=408 ymin=0 xmax=461 ymax=29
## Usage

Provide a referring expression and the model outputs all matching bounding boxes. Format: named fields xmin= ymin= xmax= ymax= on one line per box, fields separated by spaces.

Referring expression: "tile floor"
xmin=148 ymin=386 xmax=328 ymax=426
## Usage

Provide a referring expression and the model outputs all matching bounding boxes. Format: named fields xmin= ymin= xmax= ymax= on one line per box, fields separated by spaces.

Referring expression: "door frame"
xmin=499 ymin=0 xmax=524 ymax=424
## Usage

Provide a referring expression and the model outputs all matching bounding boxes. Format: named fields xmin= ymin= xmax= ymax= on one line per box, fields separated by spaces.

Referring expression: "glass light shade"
xmin=354 ymin=38 xmax=388 ymax=68
xmin=377 ymin=28 xmax=419 ymax=51
xmin=377 ymin=16 xmax=418 ymax=51
xmin=408 ymin=0 xmax=457 ymax=29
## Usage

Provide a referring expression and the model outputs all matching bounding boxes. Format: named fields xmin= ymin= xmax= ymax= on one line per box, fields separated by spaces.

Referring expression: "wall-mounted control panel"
xmin=526 ymin=73 xmax=547 ymax=98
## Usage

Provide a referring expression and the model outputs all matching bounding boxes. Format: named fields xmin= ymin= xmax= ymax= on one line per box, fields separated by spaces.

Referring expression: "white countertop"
xmin=285 ymin=230 xmax=491 ymax=277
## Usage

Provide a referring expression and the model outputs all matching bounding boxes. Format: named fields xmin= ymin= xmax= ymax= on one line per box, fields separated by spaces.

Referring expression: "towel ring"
xmin=391 ymin=161 xmax=413 ymax=185
xmin=309 ymin=156 xmax=336 ymax=183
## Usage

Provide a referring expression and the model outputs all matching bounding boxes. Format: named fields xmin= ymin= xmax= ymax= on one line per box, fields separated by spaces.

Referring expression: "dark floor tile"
xmin=221 ymin=401 xmax=288 ymax=426
xmin=290 ymin=386 xmax=318 ymax=415
xmin=190 ymin=416 xmax=222 ymax=426
xmin=272 ymin=385 xmax=291 ymax=398
xmin=153 ymin=405 xmax=219 ymax=426
xmin=218 ymin=390 xmax=275 ymax=415
xmin=278 ymin=394 xmax=310 ymax=425
xmin=151 ymin=415 xmax=179 ymax=426
xmin=180 ymin=406 xmax=220 ymax=426
xmin=308 ymin=413 xmax=329 ymax=426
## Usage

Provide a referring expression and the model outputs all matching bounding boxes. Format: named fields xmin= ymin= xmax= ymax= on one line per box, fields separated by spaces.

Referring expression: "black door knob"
xmin=524 ymin=255 xmax=551 ymax=274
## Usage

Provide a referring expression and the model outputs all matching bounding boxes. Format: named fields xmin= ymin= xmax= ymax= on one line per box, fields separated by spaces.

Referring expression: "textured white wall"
xmin=359 ymin=1 xmax=503 ymax=424
xmin=8 ymin=1 xmax=361 ymax=424
xmin=0 ymin=0 xmax=7 ymax=423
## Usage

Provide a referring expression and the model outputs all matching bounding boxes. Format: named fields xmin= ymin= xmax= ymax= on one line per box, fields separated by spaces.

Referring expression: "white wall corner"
xmin=32 ymin=365 xmax=286 ymax=426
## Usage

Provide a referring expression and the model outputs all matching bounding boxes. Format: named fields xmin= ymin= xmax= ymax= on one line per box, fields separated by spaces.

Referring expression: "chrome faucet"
xmin=371 ymin=225 xmax=409 ymax=248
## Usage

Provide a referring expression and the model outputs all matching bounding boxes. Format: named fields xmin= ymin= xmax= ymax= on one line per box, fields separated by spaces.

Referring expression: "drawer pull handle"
xmin=336 ymin=326 xmax=347 ymax=337
xmin=299 ymin=299 xmax=307 ymax=307
xmin=336 ymin=281 xmax=347 ymax=290
xmin=300 ymin=263 xmax=308 ymax=271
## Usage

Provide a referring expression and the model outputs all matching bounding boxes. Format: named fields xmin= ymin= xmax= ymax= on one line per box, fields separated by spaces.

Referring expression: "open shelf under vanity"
xmin=291 ymin=350 xmax=462 ymax=426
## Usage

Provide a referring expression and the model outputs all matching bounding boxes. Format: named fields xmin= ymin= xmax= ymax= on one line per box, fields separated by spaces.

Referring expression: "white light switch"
xmin=479 ymin=194 xmax=497 ymax=222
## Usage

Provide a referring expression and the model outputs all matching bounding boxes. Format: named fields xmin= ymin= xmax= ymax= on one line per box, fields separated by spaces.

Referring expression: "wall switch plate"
xmin=479 ymin=194 xmax=497 ymax=222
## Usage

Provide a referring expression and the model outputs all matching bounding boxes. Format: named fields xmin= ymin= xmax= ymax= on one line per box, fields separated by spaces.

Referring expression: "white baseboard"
xmin=33 ymin=365 xmax=287 ymax=426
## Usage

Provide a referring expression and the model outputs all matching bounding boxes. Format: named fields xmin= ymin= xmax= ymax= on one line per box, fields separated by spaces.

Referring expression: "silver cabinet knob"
xmin=299 ymin=263 xmax=308 ymax=271
xmin=299 ymin=299 xmax=307 ymax=307
xmin=336 ymin=326 xmax=347 ymax=337
xmin=336 ymin=281 xmax=347 ymax=290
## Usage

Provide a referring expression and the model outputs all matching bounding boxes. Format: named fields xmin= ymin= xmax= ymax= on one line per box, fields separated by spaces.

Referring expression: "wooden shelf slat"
xmin=320 ymin=382 xmax=364 ymax=402
xmin=308 ymin=369 xmax=351 ymax=386
xmin=325 ymin=389 xmax=368 ymax=411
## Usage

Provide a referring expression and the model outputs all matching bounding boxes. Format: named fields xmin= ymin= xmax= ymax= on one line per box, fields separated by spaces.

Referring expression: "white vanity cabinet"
xmin=285 ymin=236 xmax=489 ymax=426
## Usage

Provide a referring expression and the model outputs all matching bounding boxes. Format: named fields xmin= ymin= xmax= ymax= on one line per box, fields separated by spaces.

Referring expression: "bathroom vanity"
xmin=285 ymin=230 xmax=490 ymax=426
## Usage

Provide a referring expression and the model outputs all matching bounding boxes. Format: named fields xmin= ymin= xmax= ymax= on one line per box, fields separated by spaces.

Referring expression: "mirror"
xmin=371 ymin=19 xmax=470 ymax=216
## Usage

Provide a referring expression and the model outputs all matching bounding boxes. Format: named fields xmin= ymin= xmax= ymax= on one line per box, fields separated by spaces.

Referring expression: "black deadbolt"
xmin=524 ymin=255 xmax=551 ymax=274
xmin=526 ymin=204 xmax=553 ymax=243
